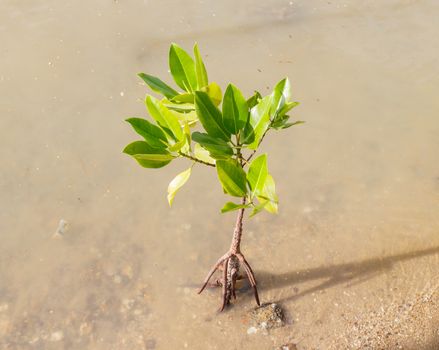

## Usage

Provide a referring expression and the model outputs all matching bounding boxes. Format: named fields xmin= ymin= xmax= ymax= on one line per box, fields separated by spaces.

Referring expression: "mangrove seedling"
xmin=123 ymin=43 xmax=302 ymax=311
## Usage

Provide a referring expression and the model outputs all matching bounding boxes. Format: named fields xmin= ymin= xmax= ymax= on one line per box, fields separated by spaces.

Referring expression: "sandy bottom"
xmin=1 ymin=0 xmax=439 ymax=349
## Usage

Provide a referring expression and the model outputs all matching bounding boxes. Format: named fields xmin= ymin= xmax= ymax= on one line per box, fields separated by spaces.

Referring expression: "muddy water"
xmin=1 ymin=0 xmax=439 ymax=349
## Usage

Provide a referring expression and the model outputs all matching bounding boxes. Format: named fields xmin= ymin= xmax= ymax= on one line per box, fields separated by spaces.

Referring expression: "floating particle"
xmin=53 ymin=219 xmax=68 ymax=238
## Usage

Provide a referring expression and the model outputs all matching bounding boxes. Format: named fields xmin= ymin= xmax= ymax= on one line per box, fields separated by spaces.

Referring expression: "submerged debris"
xmin=52 ymin=219 xmax=68 ymax=238
xmin=276 ymin=343 xmax=298 ymax=350
xmin=250 ymin=303 xmax=285 ymax=330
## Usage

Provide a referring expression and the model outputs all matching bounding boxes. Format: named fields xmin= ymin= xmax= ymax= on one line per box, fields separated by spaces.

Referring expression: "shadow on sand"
xmin=254 ymin=245 xmax=439 ymax=303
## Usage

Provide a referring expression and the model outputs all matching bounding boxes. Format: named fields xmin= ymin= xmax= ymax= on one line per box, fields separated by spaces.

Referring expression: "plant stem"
xmin=178 ymin=151 xmax=215 ymax=167
xmin=229 ymin=197 xmax=246 ymax=254
xmin=246 ymin=126 xmax=270 ymax=163
xmin=228 ymin=135 xmax=247 ymax=253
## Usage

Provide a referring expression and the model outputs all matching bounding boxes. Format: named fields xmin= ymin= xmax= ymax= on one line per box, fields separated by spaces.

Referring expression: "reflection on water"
xmin=1 ymin=0 xmax=439 ymax=349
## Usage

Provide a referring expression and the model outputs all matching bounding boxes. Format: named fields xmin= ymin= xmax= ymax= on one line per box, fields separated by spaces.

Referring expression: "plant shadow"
xmin=253 ymin=245 xmax=439 ymax=303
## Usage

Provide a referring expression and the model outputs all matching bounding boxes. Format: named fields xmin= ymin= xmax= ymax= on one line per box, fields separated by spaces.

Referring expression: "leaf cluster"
xmin=124 ymin=43 xmax=303 ymax=216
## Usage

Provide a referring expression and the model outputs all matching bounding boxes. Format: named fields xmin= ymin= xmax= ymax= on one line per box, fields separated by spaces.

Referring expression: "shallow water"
xmin=1 ymin=0 xmax=439 ymax=349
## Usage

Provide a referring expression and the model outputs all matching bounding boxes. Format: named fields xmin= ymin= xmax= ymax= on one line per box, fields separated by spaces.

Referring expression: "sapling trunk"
xmin=123 ymin=42 xmax=301 ymax=311
xmin=230 ymin=197 xmax=246 ymax=254
xmin=198 ymin=195 xmax=261 ymax=311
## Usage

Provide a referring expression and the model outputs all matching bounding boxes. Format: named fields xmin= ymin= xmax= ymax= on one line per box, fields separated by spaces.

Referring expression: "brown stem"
xmin=246 ymin=123 xmax=272 ymax=163
xmin=178 ymin=151 xmax=216 ymax=167
xmin=229 ymin=197 xmax=246 ymax=254
xmin=197 ymin=194 xmax=261 ymax=308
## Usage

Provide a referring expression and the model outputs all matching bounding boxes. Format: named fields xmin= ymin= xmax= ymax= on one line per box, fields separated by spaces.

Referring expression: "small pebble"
xmin=247 ymin=326 xmax=258 ymax=335
xmin=50 ymin=331 xmax=64 ymax=342
xmin=79 ymin=322 xmax=92 ymax=336
xmin=277 ymin=343 xmax=298 ymax=350
xmin=250 ymin=303 xmax=285 ymax=330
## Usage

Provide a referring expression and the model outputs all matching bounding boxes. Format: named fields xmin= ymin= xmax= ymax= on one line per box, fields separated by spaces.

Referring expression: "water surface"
xmin=1 ymin=0 xmax=439 ymax=349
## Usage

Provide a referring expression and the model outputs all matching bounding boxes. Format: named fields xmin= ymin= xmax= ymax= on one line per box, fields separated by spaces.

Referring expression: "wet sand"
xmin=1 ymin=0 xmax=439 ymax=349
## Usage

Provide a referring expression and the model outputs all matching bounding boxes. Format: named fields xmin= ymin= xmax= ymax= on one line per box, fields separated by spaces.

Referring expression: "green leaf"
xmin=145 ymin=96 xmax=183 ymax=142
xmin=171 ymin=93 xmax=194 ymax=104
xmin=216 ymin=160 xmax=247 ymax=197
xmin=247 ymin=91 xmax=262 ymax=109
xmin=222 ymin=84 xmax=248 ymax=135
xmin=134 ymin=153 xmax=175 ymax=162
xmin=123 ymin=141 xmax=173 ymax=168
xmin=271 ymin=100 xmax=300 ymax=129
xmin=167 ymin=167 xmax=191 ymax=206
xmin=278 ymin=101 xmax=299 ymax=117
xmin=169 ymin=43 xmax=197 ymax=92
xmin=161 ymin=99 xmax=195 ymax=113
xmin=271 ymin=78 xmax=291 ymax=117
xmin=242 ymin=95 xmax=271 ymax=149
xmin=257 ymin=174 xmax=278 ymax=214
xmin=221 ymin=201 xmax=251 ymax=213
xmin=201 ymin=82 xmax=222 ymax=106
xmin=247 ymin=154 xmax=268 ymax=197
xmin=168 ymin=138 xmax=186 ymax=152
xmin=193 ymin=43 xmax=208 ymax=88
xmin=281 ymin=120 xmax=305 ymax=129
xmin=192 ymin=132 xmax=233 ymax=159
xmin=194 ymin=143 xmax=216 ymax=164
xmin=125 ymin=118 xmax=167 ymax=149
xmin=183 ymin=122 xmax=191 ymax=150
xmin=174 ymin=110 xmax=198 ymax=126
xmin=272 ymin=114 xmax=305 ymax=129
xmin=194 ymin=91 xmax=230 ymax=141
xmin=249 ymin=201 xmax=268 ymax=217
xmin=271 ymin=114 xmax=290 ymax=129
xmin=138 ymin=73 xmax=178 ymax=99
